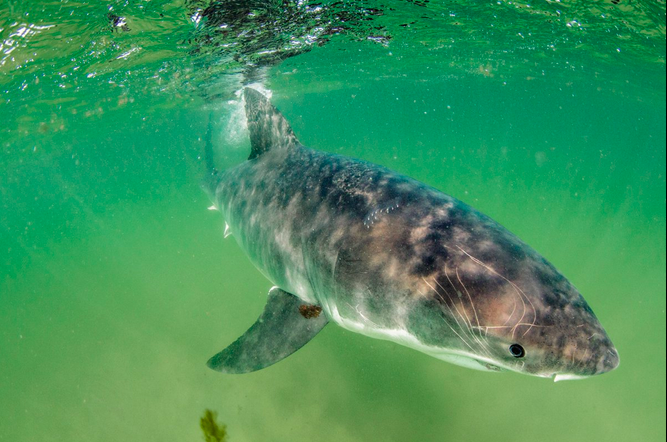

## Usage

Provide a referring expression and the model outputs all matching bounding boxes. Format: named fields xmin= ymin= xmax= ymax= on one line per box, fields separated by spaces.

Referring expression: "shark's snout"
xmin=595 ymin=345 xmax=620 ymax=375
xmin=552 ymin=334 xmax=619 ymax=381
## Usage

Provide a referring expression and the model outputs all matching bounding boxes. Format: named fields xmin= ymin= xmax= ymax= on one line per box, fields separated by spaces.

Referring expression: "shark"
xmin=201 ymin=88 xmax=619 ymax=381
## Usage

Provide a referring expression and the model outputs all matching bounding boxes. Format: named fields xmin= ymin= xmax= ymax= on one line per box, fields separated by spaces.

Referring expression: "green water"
xmin=1 ymin=1 xmax=665 ymax=441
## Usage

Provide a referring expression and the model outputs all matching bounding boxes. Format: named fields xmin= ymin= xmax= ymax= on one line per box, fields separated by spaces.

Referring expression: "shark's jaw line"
xmin=327 ymin=303 xmax=590 ymax=381
xmin=329 ymin=303 xmax=501 ymax=374
xmin=553 ymin=373 xmax=589 ymax=382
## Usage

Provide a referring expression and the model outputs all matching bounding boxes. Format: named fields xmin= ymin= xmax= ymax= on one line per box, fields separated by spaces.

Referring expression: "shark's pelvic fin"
xmin=207 ymin=287 xmax=328 ymax=373
xmin=244 ymin=88 xmax=300 ymax=160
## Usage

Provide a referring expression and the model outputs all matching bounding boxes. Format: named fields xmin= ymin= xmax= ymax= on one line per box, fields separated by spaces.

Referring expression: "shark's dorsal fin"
xmin=207 ymin=287 xmax=328 ymax=374
xmin=244 ymin=88 xmax=299 ymax=160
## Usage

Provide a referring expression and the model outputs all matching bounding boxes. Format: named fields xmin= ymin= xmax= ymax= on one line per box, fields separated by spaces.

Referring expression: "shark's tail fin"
xmin=202 ymin=88 xmax=297 ymax=196
xmin=244 ymin=88 xmax=300 ymax=160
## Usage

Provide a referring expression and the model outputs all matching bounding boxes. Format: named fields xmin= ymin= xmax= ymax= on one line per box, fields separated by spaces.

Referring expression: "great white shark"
xmin=202 ymin=88 xmax=619 ymax=381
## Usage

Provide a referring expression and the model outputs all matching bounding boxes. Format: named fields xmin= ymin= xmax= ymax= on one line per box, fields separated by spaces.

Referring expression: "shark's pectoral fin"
xmin=207 ymin=287 xmax=328 ymax=374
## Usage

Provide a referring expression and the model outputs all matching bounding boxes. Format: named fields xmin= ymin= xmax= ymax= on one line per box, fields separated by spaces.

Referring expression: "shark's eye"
xmin=509 ymin=344 xmax=525 ymax=358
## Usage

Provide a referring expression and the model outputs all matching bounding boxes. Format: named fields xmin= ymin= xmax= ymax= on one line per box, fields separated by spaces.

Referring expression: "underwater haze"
xmin=1 ymin=1 xmax=665 ymax=441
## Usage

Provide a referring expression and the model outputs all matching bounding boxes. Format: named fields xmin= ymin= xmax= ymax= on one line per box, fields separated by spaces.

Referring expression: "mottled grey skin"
xmin=205 ymin=88 xmax=619 ymax=379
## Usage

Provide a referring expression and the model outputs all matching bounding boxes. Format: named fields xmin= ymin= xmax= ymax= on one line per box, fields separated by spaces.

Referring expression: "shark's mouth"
xmin=436 ymin=353 xmax=591 ymax=382
xmin=327 ymin=304 xmax=593 ymax=382
xmin=553 ymin=373 xmax=589 ymax=382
